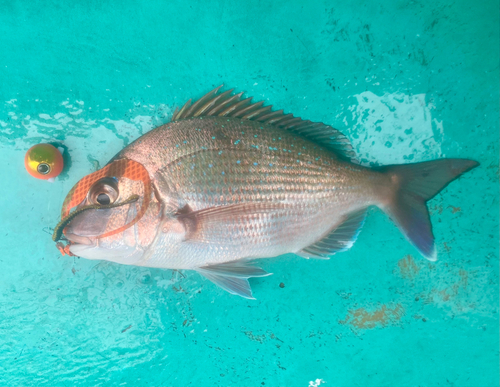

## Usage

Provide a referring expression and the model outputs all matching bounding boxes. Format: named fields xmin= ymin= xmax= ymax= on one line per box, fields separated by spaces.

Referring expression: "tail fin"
xmin=379 ymin=159 xmax=479 ymax=261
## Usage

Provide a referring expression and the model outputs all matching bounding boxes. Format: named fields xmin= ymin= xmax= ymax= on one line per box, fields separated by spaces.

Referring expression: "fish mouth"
xmin=64 ymin=232 xmax=94 ymax=246
xmin=69 ymin=243 xmax=96 ymax=257
xmin=64 ymin=232 xmax=97 ymax=256
xmin=64 ymin=232 xmax=139 ymax=262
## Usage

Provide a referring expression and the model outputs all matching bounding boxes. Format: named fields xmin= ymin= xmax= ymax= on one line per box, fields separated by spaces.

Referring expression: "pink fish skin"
xmin=58 ymin=86 xmax=479 ymax=298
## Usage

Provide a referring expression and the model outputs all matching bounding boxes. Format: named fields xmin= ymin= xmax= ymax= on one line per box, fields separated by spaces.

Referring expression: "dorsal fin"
xmin=171 ymin=85 xmax=357 ymax=162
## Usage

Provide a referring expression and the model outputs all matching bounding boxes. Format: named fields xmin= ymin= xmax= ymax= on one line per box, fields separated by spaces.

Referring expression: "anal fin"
xmin=196 ymin=260 xmax=272 ymax=299
xmin=299 ymin=209 xmax=366 ymax=259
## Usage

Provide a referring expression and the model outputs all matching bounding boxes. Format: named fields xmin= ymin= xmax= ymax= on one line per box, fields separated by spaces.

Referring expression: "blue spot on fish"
xmin=253 ymin=162 xmax=258 ymax=166
xmin=209 ymin=164 xmax=213 ymax=168
xmin=237 ymin=160 xmax=241 ymax=164
xmin=234 ymin=140 xmax=240 ymax=145
xmin=212 ymin=136 xmax=216 ymax=140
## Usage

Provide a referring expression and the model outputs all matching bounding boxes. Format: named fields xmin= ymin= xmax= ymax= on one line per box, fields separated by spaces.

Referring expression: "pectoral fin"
xmin=196 ymin=260 xmax=272 ymax=299
xmin=176 ymin=202 xmax=286 ymax=243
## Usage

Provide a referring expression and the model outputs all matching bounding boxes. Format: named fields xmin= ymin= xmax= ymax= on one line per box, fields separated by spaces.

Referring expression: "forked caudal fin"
xmin=379 ymin=158 xmax=479 ymax=261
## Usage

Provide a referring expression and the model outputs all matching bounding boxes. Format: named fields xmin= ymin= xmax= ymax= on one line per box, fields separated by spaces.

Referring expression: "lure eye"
xmin=87 ymin=177 xmax=119 ymax=206
xmin=37 ymin=163 xmax=51 ymax=175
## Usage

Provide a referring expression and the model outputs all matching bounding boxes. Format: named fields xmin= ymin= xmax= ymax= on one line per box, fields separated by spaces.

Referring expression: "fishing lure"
xmin=24 ymin=143 xmax=64 ymax=181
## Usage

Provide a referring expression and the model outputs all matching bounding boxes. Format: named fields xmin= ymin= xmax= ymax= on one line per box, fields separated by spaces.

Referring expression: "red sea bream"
xmin=54 ymin=86 xmax=479 ymax=298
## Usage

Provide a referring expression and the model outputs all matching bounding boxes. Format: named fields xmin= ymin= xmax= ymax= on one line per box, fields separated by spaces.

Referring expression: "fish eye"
xmin=37 ymin=163 xmax=51 ymax=175
xmin=96 ymin=193 xmax=111 ymax=205
xmin=87 ymin=177 xmax=119 ymax=206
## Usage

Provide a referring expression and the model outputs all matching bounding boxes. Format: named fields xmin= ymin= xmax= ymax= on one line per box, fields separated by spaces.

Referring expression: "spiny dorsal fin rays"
xmin=219 ymin=96 xmax=252 ymax=116
xmin=242 ymin=104 xmax=273 ymax=120
xmin=258 ymin=110 xmax=285 ymax=123
xmin=267 ymin=112 xmax=294 ymax=125
xmin=173 ymin=98 xmax=192 ymax=121
xmin=183 ymin=85 xmax=223 ymax=119
xmin=207 ymin=91 xmax=244 ymax=116
xmin=171 ymin=85 xmax=357 ymax=163
xmin=233 ymin=100 xmax=265 ymax=118
xmin=194 ymin=88 xmax=235 ymax=117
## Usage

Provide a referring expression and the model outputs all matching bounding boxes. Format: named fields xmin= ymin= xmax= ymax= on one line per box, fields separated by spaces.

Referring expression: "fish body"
xmin=56 ymin=86 xmax=478 ymax=298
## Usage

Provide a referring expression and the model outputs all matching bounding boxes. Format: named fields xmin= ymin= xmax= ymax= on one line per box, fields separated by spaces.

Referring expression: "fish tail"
xmin=379 ymin=158 xmax=479 ymax=261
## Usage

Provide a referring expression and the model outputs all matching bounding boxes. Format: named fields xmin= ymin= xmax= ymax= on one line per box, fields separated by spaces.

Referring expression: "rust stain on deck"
xmin=422 ymin=268 xmax=472 ymax=306
xmin=339 ymin=304 xmax=405 ymax=330
xmin=398 ymin=255 xmax=420 ymax=280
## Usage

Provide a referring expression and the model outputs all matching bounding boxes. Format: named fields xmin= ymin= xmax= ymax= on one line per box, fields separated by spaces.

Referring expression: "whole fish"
xmin=54 ymin=86 xmax=478 ymax=299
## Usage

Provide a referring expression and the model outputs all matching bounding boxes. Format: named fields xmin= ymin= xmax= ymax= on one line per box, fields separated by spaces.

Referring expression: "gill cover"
xmin=60 ymin=159 xmax=152 ymax=239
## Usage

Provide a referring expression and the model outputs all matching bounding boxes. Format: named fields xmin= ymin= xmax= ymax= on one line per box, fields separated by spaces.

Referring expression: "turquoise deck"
xmin=0 ymin=1 xmax=498 ymax=386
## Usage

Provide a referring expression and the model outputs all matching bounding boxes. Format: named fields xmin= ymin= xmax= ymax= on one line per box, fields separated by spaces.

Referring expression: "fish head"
xmin=57 ymin=159 xmax=162 ymax=265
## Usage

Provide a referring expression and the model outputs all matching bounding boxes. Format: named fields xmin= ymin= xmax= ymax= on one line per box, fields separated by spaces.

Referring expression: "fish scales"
xmin=119 ymin=117 xmax=378 ymax=212
xmin=57 ymin=87 xmax=479 ymax=299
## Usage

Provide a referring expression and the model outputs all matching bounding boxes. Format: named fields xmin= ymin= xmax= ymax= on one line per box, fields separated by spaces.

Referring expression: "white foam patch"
xmin=347 ymin=91 xmax=443 ymax=165
xmin=309 ymin=379 xmax=324 ymax=387
xmin=2 ymin=92 xmax=443 ymax=174
xmin=0 ymin=100 xmax=173 ymax=164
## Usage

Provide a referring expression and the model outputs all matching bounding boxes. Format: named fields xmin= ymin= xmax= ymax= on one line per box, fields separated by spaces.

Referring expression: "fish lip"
xmin=69 ymin=243 xmax=94 ymax=257
xmin=64 ymin=232 xmax=94 ymax=246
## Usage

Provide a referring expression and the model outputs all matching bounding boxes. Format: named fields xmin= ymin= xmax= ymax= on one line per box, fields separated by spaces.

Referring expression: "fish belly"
xmin=137 ymin=199 xmax=360 ymax=269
